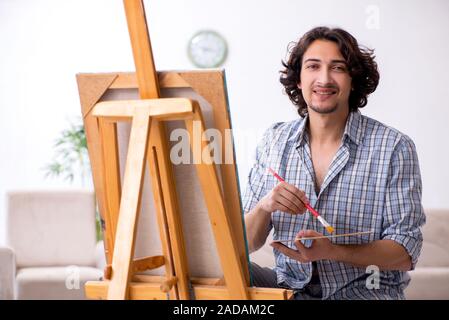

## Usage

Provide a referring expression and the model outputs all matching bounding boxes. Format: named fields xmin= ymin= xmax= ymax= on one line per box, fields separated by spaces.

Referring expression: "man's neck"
xmin=307 ymin=107 xmax=349 ymax=145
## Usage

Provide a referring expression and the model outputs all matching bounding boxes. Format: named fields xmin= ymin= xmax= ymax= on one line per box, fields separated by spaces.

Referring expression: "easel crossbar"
xmin=92 ymin=98 xmax=194 ymax=121
xmin=86 ymin=281 xmax=291 ymax=300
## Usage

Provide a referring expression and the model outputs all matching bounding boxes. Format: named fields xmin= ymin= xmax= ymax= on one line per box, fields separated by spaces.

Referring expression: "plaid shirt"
xmin=242 ymin=110 xmax=425 ymax=299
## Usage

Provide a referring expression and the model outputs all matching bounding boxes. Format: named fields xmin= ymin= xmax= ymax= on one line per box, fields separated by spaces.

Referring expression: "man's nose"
xmin=316 ymin=68 xmax=332 ymax=86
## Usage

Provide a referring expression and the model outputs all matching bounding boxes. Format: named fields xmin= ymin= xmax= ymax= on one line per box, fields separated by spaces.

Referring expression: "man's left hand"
xmin=270 ymin=230 xmax=336 ymax=263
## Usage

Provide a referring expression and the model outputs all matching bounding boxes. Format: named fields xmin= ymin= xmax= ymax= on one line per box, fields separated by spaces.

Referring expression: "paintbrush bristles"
xmin=325 ymin=226 xmax=335 ymax=234
xmin=317 ymin=215 xmax=335 ymax=234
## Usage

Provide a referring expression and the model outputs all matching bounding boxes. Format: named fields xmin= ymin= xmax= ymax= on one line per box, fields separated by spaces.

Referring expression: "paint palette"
xmin=273 ymin=230 xmax=374 ymax=243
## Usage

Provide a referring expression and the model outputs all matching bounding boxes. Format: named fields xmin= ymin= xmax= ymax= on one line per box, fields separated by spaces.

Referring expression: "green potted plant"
xmin=44 ymin=117 xmax=102 ymax=241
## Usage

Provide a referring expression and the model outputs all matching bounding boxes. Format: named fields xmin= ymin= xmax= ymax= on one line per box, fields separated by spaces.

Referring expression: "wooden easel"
xmin=79 ymin=0 xmax=293 ymax=300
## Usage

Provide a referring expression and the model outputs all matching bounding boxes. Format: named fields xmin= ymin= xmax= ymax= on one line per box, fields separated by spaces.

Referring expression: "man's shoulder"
xmin=262 ymin=118 xmax=304 ymax=142
xmin=360 ymin=114 xmax=416 ymax=150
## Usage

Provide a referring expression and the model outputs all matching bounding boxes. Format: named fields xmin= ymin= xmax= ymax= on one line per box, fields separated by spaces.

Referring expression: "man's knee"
xmin=249 ymin=262 xmax=279 ymax=288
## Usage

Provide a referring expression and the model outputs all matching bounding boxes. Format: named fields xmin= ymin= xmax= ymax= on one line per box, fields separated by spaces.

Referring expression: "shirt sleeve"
xmin=241 ymin=123 xmax=282 ymax=214
xmin=382 ymin=135 xmax=426 ymax=270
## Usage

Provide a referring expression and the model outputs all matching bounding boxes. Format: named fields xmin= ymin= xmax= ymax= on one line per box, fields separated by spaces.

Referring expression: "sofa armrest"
xmin=0 ymin=246 xmax=16 ymax=300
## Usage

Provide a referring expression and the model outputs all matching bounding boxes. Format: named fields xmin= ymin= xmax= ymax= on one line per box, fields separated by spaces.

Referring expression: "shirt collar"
xmin=289 ymin=114 xmax=309 ymax=147
xmin=293 ymin=110 xmax=364 ymax=148
xmin=343 ymin=110 xmax=364 ymax=146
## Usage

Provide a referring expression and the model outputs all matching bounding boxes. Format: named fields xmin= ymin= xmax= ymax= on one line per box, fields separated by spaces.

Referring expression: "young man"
xmin=243 ymin=26 xmax=425 ymax=299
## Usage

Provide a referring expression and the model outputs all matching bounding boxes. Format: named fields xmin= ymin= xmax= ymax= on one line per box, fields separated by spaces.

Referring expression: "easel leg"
xmin=107 ymin=110 xmax=151 ymax=299
xmin=185 ymin=106 xmax=249 ymax=300
xmin=98 ymin=119 xmax=122 ymax=259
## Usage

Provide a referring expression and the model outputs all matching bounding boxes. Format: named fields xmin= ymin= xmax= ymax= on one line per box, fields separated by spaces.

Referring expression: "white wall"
xmin=1 ymin=0 xmax=448 ymax=244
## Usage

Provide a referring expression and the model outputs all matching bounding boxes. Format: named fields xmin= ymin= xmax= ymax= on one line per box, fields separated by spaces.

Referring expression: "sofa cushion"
xmin=405 ymin=267 xmax=449 ymax=300
xmin=16 ymin=266 xmax=103 ymax=300
xmin=6 ymin=190 xmax=97 ymax=268
xmin=416 ymin=209 xmax=449 ymax=267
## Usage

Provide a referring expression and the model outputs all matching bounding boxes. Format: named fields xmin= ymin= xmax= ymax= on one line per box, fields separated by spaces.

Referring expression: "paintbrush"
xmin=268 ymin=167 xmax=335 ymax=234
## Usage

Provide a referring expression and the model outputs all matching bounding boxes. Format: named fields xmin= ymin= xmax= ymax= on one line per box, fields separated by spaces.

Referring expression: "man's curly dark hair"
xmin=280 ymin=26 xmax=380 ymax=117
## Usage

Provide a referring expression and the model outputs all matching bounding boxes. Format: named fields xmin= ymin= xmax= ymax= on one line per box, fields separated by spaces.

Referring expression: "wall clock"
xmin=188 ymin=30 xmax=228 ymax=68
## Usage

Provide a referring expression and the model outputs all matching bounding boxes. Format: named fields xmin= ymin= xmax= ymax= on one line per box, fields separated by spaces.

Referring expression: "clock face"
xmin=188 ymin=30 xmax=228 ymax=68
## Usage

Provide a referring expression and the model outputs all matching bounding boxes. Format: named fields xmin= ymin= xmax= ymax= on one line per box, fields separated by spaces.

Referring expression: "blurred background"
xmin=1 ymin=0 xmax=448 ymax=244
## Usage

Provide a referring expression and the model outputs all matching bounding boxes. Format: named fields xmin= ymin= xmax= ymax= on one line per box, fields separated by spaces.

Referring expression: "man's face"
xmin=298 ymin=39 xmax=352 ymax=115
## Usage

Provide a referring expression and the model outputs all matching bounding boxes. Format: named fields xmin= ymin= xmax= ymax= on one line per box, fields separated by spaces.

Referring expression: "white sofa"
xmin=249 ymin=209 xmax=449 ymax=300
xmin=0 ymin=190 xmax=104 ymax=300
xmin=405 ymin=209 xmax=449 ymax=299
xmin=0 ymin=246 xmax=15 ymax=299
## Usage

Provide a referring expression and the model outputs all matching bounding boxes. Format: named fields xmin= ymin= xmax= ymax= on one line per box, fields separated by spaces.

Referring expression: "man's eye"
xmin=306 ymin=64 xmax=319 ymax=69
xmin=333 ymin=65 xmax=346 ymax=71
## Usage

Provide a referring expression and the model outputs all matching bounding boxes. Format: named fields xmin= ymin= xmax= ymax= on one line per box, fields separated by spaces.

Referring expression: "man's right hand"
xmin=257 ymin=181 xmax=309 ymax=215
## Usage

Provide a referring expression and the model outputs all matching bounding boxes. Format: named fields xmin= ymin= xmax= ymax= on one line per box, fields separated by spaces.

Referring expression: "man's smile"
xmin=312 ymin=88 xmax=338 ymax=95
xmin=312 ymin=87 xmax=338 ymax=101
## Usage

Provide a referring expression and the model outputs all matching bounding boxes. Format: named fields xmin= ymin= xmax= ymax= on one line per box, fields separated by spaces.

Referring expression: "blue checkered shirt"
xmin=242 ymin=110 xmax=425 ymax=299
